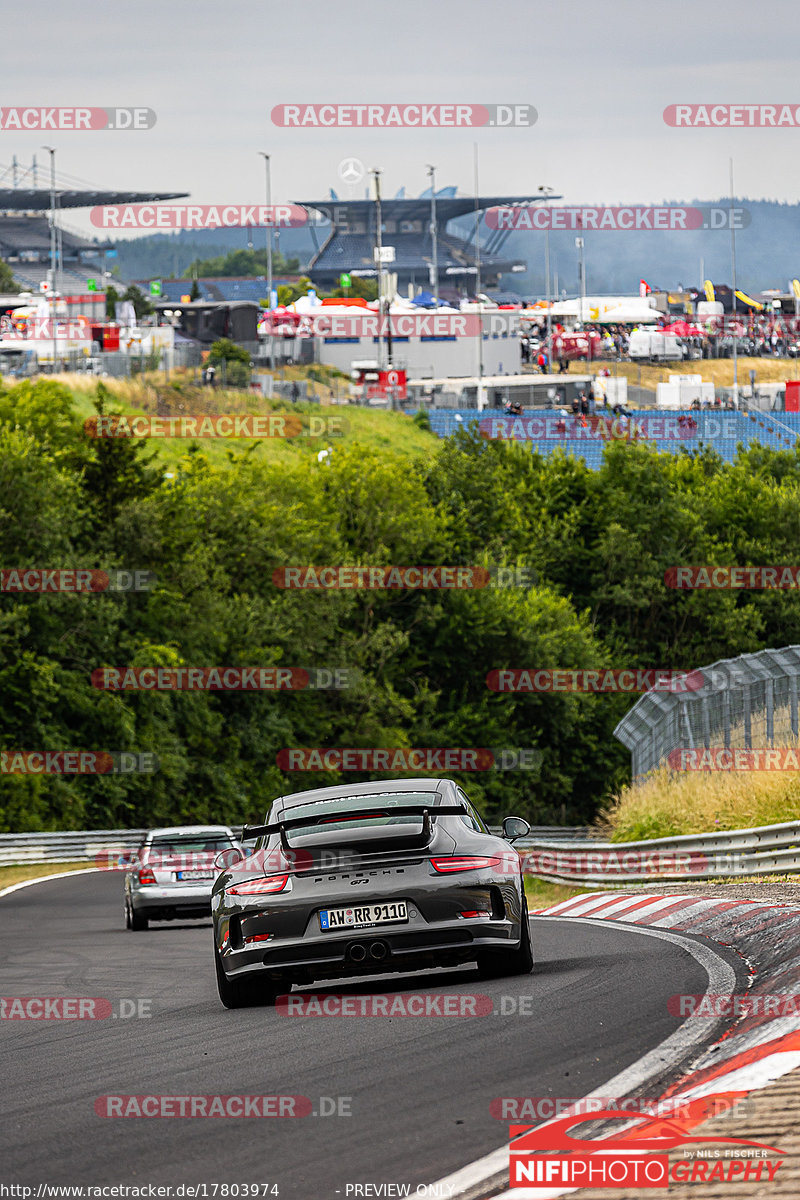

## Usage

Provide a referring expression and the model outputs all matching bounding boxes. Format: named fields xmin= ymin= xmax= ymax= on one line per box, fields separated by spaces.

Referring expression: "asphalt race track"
xmin=1 ymin=873 xmax=735 ymax=1196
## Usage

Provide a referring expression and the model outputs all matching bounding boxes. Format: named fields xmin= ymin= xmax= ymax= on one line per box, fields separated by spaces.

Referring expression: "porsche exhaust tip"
xmin=369 ymin=941 xmax=388 ymax=961
xmin=348 ymin=943 xmax=368 ymax=962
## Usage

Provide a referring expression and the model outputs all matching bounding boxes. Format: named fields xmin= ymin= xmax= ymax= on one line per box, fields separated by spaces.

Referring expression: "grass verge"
xmin=0 ymin=861 xmax=93 ymax=891
xmin=600 ymin=763 xmax=800 ymax=841
xmin=63 ymin=374 xmax=438 ymax=469
xmin=524 ymin=876 xmax=593 ymax=910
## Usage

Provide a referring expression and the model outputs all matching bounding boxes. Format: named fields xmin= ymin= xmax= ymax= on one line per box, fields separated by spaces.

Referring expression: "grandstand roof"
xmin=0 ymin=188 xmax=188 ymax=211
xmin=296 ymin=194 xmax=549 ymax=221
xmin=296 ymin=192 xmax=549 ymax=285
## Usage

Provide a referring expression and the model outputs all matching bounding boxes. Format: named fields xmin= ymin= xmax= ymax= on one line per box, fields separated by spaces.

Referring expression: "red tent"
xmin=662 ymin=320 xmax=706 ymax=337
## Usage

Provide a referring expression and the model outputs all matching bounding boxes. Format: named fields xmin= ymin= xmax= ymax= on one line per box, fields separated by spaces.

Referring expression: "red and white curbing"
xmin=466 ymin=891 xmax=800 ymax=1199
xmin=544 ymin=891 xmax=800 ymax=1114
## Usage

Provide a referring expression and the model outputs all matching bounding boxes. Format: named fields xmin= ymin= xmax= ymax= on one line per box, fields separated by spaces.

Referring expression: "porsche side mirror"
xmin=502 ymin=816 xmax=530 ymax=842
xmin=215 ymin=847 xmax=245 ymax=870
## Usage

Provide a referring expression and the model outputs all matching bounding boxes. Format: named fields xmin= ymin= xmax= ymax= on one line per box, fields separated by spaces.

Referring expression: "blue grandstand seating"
xmin=417 ymin=408 xmax=800 ymax=467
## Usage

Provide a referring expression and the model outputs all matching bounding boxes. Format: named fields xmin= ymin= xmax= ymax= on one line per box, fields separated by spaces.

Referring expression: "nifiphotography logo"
xmin=508 ymin=1094 xmax=784 ymax=1188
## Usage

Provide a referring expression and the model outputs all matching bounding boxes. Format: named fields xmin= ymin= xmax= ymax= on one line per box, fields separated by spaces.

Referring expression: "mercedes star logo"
xmin=338 ymin=157 xmax=366 ymax=185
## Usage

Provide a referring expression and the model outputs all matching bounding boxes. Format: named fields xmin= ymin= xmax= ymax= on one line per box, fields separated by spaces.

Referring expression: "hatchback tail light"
xmin=430 ymin=856 xmax=502 ymax=873
xmin=226 ymin=874 xmax=289 ymax=897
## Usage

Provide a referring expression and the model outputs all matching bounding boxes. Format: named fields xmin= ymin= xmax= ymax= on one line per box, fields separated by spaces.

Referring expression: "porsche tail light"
xmin=137 ymin=868 xmax=157 ymax=885
xmin=430 ymin=856 xmax=502 ymax=873
xmin=226 ymin=874 xmax=289 ymax=897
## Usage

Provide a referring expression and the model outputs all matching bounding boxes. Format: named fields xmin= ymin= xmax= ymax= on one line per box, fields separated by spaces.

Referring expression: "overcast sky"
xmin=3 ymin=0 xmax=800 ymax=240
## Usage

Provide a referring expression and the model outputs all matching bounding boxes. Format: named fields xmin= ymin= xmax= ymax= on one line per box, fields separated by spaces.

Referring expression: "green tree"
xmin=105 ymin=285 xmax=119 ymax=319
xmin=329 ymin=277 xmax=378 ymax=301
xmin=0 ymin=258 xmax=19 ymax=293
xmin=121 ymin=284 xmax=154 ymax=321
xmin=188 ymin=249 xmax=300 ymax=279
xmin=80 ymin=385 xmax=161 ymax=534
xmin=207 ymin=339 xmax=251 ymax=388
xmin=276 ymin=276 xmax=315 ymax=307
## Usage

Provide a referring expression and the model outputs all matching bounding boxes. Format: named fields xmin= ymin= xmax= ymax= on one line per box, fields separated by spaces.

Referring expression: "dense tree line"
xmin=3 ymin=380 xmax=800 ymax=832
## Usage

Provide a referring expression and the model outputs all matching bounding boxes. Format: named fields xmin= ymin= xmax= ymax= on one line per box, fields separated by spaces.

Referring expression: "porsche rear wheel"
xmin=215 ymin=950 xmax=282 ymax=1009
xmin=477 ymin=900 xmax=533 ymax=979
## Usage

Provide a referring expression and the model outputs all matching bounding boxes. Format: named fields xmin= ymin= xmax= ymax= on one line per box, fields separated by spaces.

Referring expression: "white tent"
xmin=546 ymin=296 xmax=661 ymax=324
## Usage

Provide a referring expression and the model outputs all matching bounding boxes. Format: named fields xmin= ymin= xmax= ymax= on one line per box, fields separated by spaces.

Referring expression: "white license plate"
xmin=319 ymin=902 xmax=408 ymax=931
xmin=176 ymin=870 xmax=215 ymax=880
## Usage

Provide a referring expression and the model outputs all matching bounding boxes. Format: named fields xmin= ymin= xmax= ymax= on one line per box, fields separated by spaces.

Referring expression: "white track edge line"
xmin=0 ymin=867 xmax=101 ymax=900
xmin=427 ymin=914 xmax=737 ymax=1200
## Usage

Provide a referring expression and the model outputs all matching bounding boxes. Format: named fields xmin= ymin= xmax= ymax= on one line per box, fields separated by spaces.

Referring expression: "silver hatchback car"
xmin=125 ymin=825 xmax=243 ymax=930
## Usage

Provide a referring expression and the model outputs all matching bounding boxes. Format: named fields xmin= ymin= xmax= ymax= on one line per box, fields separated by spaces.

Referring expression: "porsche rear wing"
xmin=242 ymin=803 xmax=468 ymax=848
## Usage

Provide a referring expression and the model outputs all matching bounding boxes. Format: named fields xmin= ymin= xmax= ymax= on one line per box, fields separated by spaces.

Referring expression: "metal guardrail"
xmin=0 ymin=823 xmax=597 ymax=867
xmin=518 ymin=819 xmax=800 ymax=884
xmin=0 ymin=829 xmax=148 ymax=866
xmin=17 ymin=820 xmax=794 ymax=885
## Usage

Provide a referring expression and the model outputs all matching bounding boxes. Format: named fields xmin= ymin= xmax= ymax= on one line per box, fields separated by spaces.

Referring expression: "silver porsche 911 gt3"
xmin=211 ymin=778 xmax=532 ymax=1008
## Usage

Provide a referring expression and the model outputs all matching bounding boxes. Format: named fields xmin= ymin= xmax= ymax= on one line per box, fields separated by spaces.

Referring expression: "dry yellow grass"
xmin=53 ymin=361 xmax=348 ymax=402
xmin=0 ymin=861 xmax=93 ymax=891
xmin=524 ymin=877 xmax=593 ymax=909
xmin=552 ymin=357 xmax=800 ymax=392
xmin=47 ymin=373 xmax=437 ymax=469
xmin=601 ymin=760 xmax=800 ymax=842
